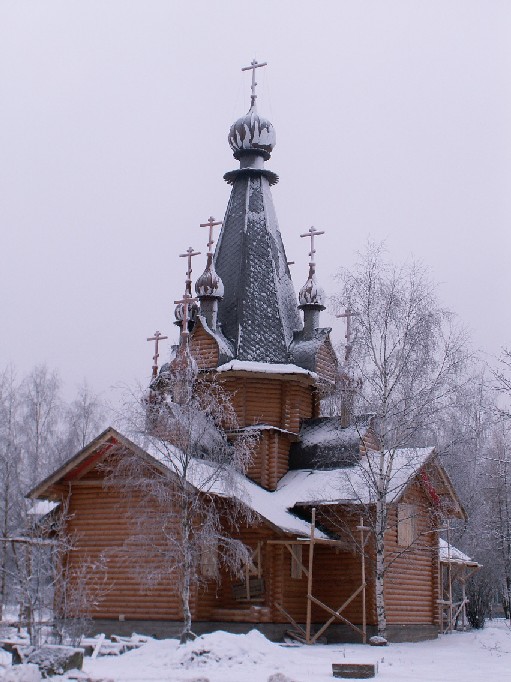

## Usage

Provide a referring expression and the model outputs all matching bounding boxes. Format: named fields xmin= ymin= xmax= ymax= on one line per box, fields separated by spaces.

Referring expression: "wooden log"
xmin=332 ymin=663 xmax=376 ymax=679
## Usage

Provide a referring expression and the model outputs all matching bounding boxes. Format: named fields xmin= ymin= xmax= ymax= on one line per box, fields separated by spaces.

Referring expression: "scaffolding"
xmin=438 ymin=524 xmax=481 ymax=633
xmin=270 ymin=508 xmax=369 ymax=644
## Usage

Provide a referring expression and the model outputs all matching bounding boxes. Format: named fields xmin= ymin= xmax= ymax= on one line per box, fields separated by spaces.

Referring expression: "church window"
xmin=290 ymin=544 xmax=303 ymax=579
xmin=397 ymin=503 xmax=416 ymax=547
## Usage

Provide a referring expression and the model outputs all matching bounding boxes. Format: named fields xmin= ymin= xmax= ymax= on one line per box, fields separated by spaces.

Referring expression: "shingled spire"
xmin=214 ymin=61 xmax=302 ymax=363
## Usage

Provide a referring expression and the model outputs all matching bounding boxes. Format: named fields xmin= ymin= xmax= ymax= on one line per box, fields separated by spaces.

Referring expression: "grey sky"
xmin=1 ymin=1 xmax=510 ymax=401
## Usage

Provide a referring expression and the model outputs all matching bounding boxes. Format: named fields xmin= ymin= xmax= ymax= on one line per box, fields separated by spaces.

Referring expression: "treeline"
xmin=439 ymin=359 xmax=511 ymax=625
xmin=0 ymin=364 xmax=107 ymax=620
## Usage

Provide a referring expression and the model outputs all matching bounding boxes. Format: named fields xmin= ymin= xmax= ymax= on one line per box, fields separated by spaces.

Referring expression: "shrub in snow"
xmin=24 ymin=645 xmax=83 ymax=678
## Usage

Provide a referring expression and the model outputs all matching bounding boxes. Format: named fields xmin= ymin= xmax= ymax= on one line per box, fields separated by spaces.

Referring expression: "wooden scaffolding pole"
xmin=305 ymin=507 xmax=316 ymax=644
xmin=273 ymin=511 xmax=369 ymax=645
xmin=446 ymin=520 xmax=453 ymax=633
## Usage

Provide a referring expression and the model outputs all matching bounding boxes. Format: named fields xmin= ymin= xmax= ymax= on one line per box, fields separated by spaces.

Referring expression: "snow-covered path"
xmin=83 ymin=620 xmax=511 ymax=682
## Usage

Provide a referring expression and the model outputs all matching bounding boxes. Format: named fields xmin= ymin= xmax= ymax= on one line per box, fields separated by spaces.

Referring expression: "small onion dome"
xmin=195 ymin=256 xmax=224 ymax=298
xmin=298 ymin=269 xmax=325 ymax=309
xmin=174 ymin=299 xmax=199 ymax=324
xmin=228 ymin=105 xmax=276 ymax=160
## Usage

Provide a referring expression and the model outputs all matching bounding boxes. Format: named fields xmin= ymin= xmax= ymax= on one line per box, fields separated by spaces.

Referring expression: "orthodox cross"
xmin=242 ymin=58 xmax=268 ymax=107
xmin=199 ymin=216 xmax=222 ymax=254
xmin=300 ymin=226 xmax=325 ymax=267
xmin=179 ymin=246 xmax=201 ymax=296
xmin=336 ymin=308 xmax=359 ymax=362
xmin=147 ymin=330 xmax=168 ymax=378
xmin=174 ymin=294 xmax=198 ymax=339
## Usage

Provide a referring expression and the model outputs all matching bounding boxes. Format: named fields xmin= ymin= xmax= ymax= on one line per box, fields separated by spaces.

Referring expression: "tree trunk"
xmin=179 ymin=510 xmax=196 ymax=644
xmin=375 ymin=496 xmax=387 ymax=637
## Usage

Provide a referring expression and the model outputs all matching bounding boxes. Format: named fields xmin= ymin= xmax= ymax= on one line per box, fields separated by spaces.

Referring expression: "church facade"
xmin=29 ymin=66 xmax=465 ymax=643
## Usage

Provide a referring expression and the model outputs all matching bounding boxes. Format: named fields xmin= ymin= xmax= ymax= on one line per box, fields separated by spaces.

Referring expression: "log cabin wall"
xmin=384 ymin=482 xmax=439 ymax=626
xmin=218 ymin=374 xmax=315 ymax=489
xmin=189 ymin=325 xmax=219 ymax=370
xmin=217 ymin=376 xmax=314 ymax=433
xmin=316 ymin=341 xmax=338 ymax=386
xmin=277 ymin=543 xmax=371 ymax=625
xmin=65 ymin=481 xmax=186 ymax=621
xmin=196 ymin=523 xmax=275 ymax=622
xmin=245 ymin=431 xmax=293 ymax=491
xmin=313 ymin=507 xmax=377 ymax=626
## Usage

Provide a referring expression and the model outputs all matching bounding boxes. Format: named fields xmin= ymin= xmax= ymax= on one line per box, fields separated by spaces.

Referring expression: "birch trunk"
xmin=179 ymin=507 xmax=195 ymax=644
xmin=375 ymin=494 xmax=387 ymax=637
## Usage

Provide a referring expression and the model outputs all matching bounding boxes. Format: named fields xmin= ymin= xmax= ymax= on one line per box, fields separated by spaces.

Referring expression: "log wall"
xmin=316 ymin=340 xmax=338 ymax=386
xmin=246 ymin=431 xmax=293 ymax=491
xmin=219 ymin=375 xmax=315 ymax=489
xmin=384 ymin=484 xmax=439 ymax=626
xmin=65 ymin=482 xmax=186 ymax=621
xmin=60 ymin=474 xmax=438 ymax=630
xmin=190 ymin=325 xmax=219 ymax=369
xmin=218 ymin=376 xmax=313 ymax=433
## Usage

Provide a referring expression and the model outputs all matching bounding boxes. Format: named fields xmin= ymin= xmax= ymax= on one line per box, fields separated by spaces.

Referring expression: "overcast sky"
xmin=1 ymin=1 xmax=510 ymax=401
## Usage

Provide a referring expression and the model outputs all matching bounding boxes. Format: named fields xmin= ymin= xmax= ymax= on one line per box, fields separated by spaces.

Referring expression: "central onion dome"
xmin=298 ymin=266 xmax=326 ymax=309
xmin=228 ymin=104 xmax=276 ymax=160
xmin=195 ymin=255 xmax=224 ymax=298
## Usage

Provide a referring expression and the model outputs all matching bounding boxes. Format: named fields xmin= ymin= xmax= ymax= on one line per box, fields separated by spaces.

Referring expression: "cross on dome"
xmin=174 ymin=294 xmax=198 ymax=339
xmin=300 ymin=226 xmax=325 ymax=268
xmin=200 ymin=216 xmax=222 ymax=254
xmin=146 ymin=330 xmax=168 ymax=378
xmin=241 ymin=58 xmax=268 ymax=107
xmin=179 ymin=246 xmax=201 ymax=296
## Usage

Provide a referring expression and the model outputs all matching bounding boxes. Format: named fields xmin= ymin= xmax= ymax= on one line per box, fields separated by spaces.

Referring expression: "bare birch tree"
xmin=109 ymin=350 xmax=255 ymax=643
xmin=59 ymin=381 xmax=107 ymax=461
xmin=332 ymin=243 xmax=469 ymax=636
xmin=0 ymin=366 xmax=24 ymax=617
xmin=20 ymin=365 xmax=62 ymax=488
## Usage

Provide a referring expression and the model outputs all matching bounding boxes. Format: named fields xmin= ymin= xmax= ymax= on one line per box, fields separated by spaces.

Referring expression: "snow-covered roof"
xmin=439 ymin=539 xmax=480 ymax=566
xmin=127 ymin=432 xmax=327 ymax=540
xmin=217 ymin=360 xmax=316 ymax=378
xmin=28 ymin=500 xmax=60 ymax=516
xmin=28 ymin=425 xmax=436 ymax=544
xmin=277 ymin=448 xmax=435 ymax=507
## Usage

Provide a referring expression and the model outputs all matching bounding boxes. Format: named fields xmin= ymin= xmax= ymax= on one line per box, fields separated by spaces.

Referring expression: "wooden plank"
xmin=273 ymin=601 xmax=306 ymax=638
xmin=91 ymin=633 xmax=105 ymax=660
xmin=332 ymin=663 xmax=376 ymax=679
xmin=308 ymin=594 xmax=364 ymax=637
xmin=311 ymin=584 xmax=365 ymax=643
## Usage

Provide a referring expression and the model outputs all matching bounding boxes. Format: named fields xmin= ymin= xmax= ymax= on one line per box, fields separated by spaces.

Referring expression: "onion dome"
xmin=298 ymin=266 xmax=325 ymax=309
xmin=174 ymin=299 xmax=199 ymax=325
xmin=228 ymin=105 xmax=276 ymax=160
xmin=195 ymin=255 xmax=224 ymax=298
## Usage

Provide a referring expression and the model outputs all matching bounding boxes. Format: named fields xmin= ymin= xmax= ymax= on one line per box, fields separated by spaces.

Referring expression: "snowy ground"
xmin=77 ymin=620 xmax=510 ymax=682
xmin=1 ymin=621 xmax=509 ymax=680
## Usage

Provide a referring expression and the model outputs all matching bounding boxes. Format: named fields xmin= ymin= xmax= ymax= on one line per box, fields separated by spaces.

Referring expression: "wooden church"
xmin=29 ymin=63 xmax=466 ymax=643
